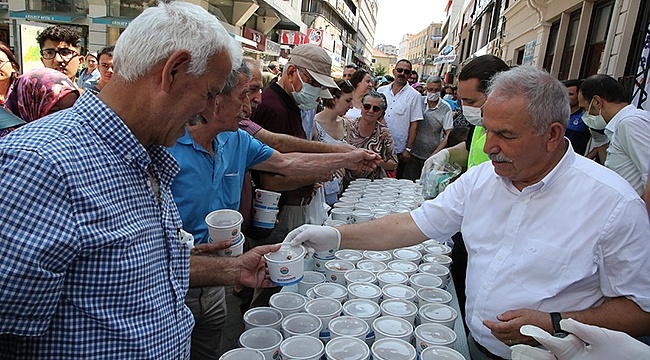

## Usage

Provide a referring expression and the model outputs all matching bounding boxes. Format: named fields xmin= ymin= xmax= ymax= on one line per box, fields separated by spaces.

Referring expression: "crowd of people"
xmin=0 ymin=1 xmax=648 ymax=360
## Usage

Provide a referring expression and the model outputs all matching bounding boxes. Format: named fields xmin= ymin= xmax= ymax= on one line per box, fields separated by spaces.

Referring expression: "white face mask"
xmin=581 ymin=99 xmax=607 ymax=130
xmin=426 ymin=91 xmax=440 ymax=102
xmin=463 ymin=105 xmax=482 ymax=126
xmin=292 ymin=69 xmax=321 ymax=110
xmin=443 ymin=94 xmax=454 ymax=100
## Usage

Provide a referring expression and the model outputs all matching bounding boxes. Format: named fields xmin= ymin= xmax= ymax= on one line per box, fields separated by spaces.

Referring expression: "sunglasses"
xmin=362 ymin=103 xmax=382 ymax=112
xmin=395 ymin=67 xmax=412 ymax=75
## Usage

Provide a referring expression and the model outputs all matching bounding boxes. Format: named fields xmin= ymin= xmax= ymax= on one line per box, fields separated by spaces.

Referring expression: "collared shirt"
xmin=411 ymin=145 xmax=650 ymax=358
xmin=411 ymin=99 xmax=453 ymax=160
xmin=378 ymin=83 xmax=423 ymax=153
xmin=168 ymin=129 xmax=273 ymax=245
xmin=604 ymin=104 xmax=650 ymax=194
xmin=0 ymin=92 xmax=193 ymax=358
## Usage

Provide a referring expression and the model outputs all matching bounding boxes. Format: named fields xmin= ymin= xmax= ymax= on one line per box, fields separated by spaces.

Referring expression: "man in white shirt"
xmin=285 ymin=66 xmax=650 ymax=359
xmin=578 ymin=74 xmax=650 ymax=195
xmin=377 ymin=59 xmax=423 ymax=178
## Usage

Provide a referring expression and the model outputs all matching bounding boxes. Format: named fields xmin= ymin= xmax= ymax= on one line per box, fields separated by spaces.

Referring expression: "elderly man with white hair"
xmin=286 ymin=66 xmax=650 ymax=359
xmin=0 ymin=2 xmax=280 ymax=358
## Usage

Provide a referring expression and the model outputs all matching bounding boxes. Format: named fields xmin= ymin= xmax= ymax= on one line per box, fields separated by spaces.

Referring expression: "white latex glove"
xmin=283 ymin=224 xmax=341 ymax=254
xmin=510 ymin=318 xmax=650 ymax=360
xmin=421 ymin=149 xmax=450 ymax=181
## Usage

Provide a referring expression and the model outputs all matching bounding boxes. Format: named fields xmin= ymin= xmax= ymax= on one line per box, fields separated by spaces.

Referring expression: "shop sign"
xmin=265 ymin=40 xmax=281 ymax=56
xmin=243 ymin=26 xmax=266 ymax=52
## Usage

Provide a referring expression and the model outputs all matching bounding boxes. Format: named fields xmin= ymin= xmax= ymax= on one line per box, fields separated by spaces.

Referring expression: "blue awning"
xmin=91 ymin=16 xmax=132 ymax=27
xmin=10 ymin=10 xmax=86 ymax=23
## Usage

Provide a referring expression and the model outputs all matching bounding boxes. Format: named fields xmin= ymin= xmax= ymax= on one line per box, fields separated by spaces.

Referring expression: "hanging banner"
xmin=632 ymin=22 xmax=650 ymax=110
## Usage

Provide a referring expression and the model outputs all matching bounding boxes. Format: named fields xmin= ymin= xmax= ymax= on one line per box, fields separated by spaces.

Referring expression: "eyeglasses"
xmin=298 ymin=68 xmax=325 ymax=89
xmin=40 ymin=48 xmax=79 ymax=60
xmin=362 ymin=103 xmax=382 ymax=112
xmin=395 ymin=67 xmax=412 ymax=75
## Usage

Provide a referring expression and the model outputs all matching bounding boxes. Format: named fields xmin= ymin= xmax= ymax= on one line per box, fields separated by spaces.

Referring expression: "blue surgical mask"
xmin=292 ymin=69 xmax=321 ymax=110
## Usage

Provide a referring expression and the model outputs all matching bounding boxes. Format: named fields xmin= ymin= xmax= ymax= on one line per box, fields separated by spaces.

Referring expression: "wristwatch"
xmin=405 ymin=148 xmax=412 ymax=153
xmin=550 ymin=312 xmax=569 ymax=338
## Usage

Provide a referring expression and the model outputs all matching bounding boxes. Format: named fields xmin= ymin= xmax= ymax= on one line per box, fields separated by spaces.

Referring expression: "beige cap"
xmin=288 ymin=44 xmax=338 ymax=91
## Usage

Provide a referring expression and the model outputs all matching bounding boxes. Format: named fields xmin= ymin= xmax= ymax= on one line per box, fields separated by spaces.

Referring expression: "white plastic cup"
xmin=420 ymin=346 xmax=466 ymax=360
xmin=304 ymin=298 xmax=343 ymax=335
xmin=380 ymin=298 xmax=418 ymax=325
xmin=421 ymin=253 xmax=453 ymax=269
xmin=264 ymin=244 xmax=306 ymax=286
xmin=347 ymin=282 xmax=382 ymax=303
xmin=418 ymin=303 xmax=458 ymax=329
xmin=342 ymin=299 xmax=381 ymax=329
xmin=238 ymin=327 xmax=283 ymax=360
xmin=376 ymin=270 xmax=409 ymax=288
xmin=312 ymin=282 xmax=348 ymax=303
xmin=352 ymin=210 xmax=373 ymax=223
xmin=324 ymin=219 xmax=348 ymax=227
xmin=205 ymin=209 xmax=243 ymax=242
xmin=331 ymin=208 xmax=354 ymax=224
xmin=344 ymin=269 xmax=377 ymax=286
xmin=329 ymin=316 xmax=370 ymax=341
xmin=298 ymin=271 xmax=326 ymax=295
xmin=334 ymin=249 xmax=364 ymax=265
xmin=252 ymin=205 xmax=279 ymax=229
xmin=414 ymin=323 xmax=457 ymax=355
xmin=325 ymin=259 xmax=356 ymax=285
xmin=372 ymin=316 xmax=414 ymax=343
xmin=356 ymin=260 xmax=387 ymax=274
xmin=417 ymin=288 xmax=453 ymax=307
xmin=387 ymin=260 xmax=418 ymax=276
xmin=270 ymin=292 xmax=307 ymax=317
xmin=243 ymin=306 xmax=283 ymax=331
xmin=392 ymin=248 xmax=422 ymax=264
xmin=362 ymin=250 xmax=392 ymax=263
xmin=281 ymin=312 xmax=322 ymax=339
xmin=381 ymin=283 xmax=417 ymax=303
xmin=423 ymin=242 xmax=452 ymax=256
xmin=279 ymin=335 xmax=325 ymax=360
xmin=371 ymin=338 xmax=416 ymax=360
xmin=418 ymin=263 xmax=451 ymax=288
xmin=325 ymin=336 xmax=370 ymax=360
xmin=409 ymin=273 xmax=443 ymax=292
xmin=216 ymin=233 xmax=245 ymax=257
xmin=254 ymin=189 xmax=281 ymax=209
xmin=219 ymin=348 xmax=265 ymax=360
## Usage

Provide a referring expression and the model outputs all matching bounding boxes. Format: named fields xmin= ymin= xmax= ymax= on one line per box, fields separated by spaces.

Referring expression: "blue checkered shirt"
xmin=0 ymin=92 xmax=194 ymax=358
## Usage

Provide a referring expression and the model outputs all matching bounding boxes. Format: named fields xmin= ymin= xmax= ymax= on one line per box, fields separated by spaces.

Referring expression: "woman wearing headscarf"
xmin=5 ymin=68 xmax=80 ymax=123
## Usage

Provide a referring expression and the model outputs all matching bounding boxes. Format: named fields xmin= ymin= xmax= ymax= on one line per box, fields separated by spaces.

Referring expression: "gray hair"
xmin=113 ymin=1 xmax=242 ymax=81
xmin=426 ymin=76 xmax=442 ymax=85
xmin=361 ymin=90 xmax=388 ymax=111
xmin=486 ymin=66 xmax=569 ymax=134
xmin=221 ymin=62 xmax=252 ymax=97
xmin=242 ymin=57 xmax=262 ymax=72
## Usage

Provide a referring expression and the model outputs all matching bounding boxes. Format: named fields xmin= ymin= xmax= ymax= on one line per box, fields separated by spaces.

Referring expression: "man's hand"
xmin=511 ymin=318 xmax=650 ymax=360
xmin=421 ymin=149 xmax=450 ymax=180
xmin=191 ymin=240 xmax=233 ymax=255
xmin=399 ymin=150 xmax=411 ymax=163
xmin=283 ymin=224 xmax=341 ymax=254
xmin=345 ymin=149 xmax=381 ymax=172
xmin=236 ymin=244 xmax=281 ymax=288
xmin=484 ymin=308 xmax=553 ymax=346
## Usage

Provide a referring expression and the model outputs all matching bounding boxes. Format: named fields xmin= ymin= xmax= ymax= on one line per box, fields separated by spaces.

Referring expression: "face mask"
xmin=463 ymin=105 xmax=482 ymax=126
xmin=443 ymin=94 xmax=454 ymax=100
xmin=581 ymin=99 xmax=607 ymax=130
xmin=292 ymin=69 xmax=321 ymax=110
xmin=426 ymin=92 xmax=440 ymax=102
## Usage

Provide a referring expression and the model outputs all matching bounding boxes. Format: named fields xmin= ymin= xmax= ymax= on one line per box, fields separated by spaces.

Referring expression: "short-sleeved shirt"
xmin=411 ymin=145 xmax=650 ymax=358
xmin=411 ymin=100 xmax=453 ymax=160
xmin=604 ymin=104 xmax=650 ymax=195
xmin=565 ymin=109 xmax=590 ymax=156
xmin=345 ymin=118 xmax=397 ymax=181
xmin=0 ymin=92 xmax=193 ymax=358
xmin=377 ymin=83 xmax=424 ymax=153
xmin=168 ymin=129 xmax=273 ymax=245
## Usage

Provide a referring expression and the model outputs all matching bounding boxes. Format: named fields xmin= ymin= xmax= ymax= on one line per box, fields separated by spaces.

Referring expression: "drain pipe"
xmin=599 ymin=0 xmax=623 ymax=74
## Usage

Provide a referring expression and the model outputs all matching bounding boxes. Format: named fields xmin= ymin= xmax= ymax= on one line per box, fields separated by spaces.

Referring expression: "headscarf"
xmin=6 ymin=68 xmax=79 ymax=123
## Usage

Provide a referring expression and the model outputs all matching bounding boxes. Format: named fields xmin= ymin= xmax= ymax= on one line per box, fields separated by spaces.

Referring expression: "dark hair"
xmin=410 ymin=70 xmax=418 ymax=78
xmin=384 ymin=75 xmax=394 ymax=81
xmin=97 ymin=46 xmax=114 ymax=62
xmin=562 ymin=79 xmax=581 ymax=89
xmin=362 ymin=90 xmax=388 ymax=112
xmin=446 ymin=127 xmax=469 ymax=148
xmin=0 ymin=42 xmax=20 ymax=84
xmin=36 ymin=25 xmax=81 ymax=49
xmin=323 ymin=79 xmax=355 ymax=108
xmin=350 ymin=69 xmax=370 ymax=90
xmin=344 ymin=64 xmax=358 ymax=70
xmin=458 ymin=55 xmax=509 ymax=93
xmin=396 ymin=59 xmax=412 ymax=68
xmin=579 ymin=74 xmax=627 ymax=103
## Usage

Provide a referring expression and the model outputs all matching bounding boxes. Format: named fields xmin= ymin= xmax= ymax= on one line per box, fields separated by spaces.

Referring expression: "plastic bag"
xmin=421 ymin=162 xmax=461 ymax=200
xmin=306 ymin=186 xmax=330 ymax=225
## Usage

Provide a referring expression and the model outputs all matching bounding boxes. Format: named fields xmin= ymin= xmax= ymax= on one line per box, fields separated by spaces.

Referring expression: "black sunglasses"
xmin=362 ymin=103 xmax=382 ymax=112
xmin=395 ymin=67 xmax=412 ymax=75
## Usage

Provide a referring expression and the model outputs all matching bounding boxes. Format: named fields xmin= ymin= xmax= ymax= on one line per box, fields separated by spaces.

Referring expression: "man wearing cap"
xmin=250 ymin=43 xmax=339 ymax=306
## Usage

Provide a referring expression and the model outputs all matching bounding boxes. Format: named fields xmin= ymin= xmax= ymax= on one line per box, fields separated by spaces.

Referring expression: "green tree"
xmin=374 ymin=63 xmax=387 ymax=77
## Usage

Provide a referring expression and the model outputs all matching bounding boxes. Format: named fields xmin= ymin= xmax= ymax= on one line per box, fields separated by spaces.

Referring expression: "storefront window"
xmin=107 ymin=0 xmax=154 ymax=18
xmin=28 ymin=0 xmax=87 ymax=13
xmin=581 ymin=1 xmax=613 ymax=77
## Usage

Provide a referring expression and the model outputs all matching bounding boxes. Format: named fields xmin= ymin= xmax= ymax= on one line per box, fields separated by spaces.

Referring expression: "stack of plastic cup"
xmin=205 ymin=209 xmax=244 ymax=256
xmin=253 ymin=189 xmax=281 ymax=229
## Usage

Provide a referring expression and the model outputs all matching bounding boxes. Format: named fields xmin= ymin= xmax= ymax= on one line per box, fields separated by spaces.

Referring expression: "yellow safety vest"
xmin=467 ymin=125 xmax=490 ymax=168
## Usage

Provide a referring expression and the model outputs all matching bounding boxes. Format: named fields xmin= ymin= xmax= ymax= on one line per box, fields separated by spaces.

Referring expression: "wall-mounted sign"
xmin=243 ymin=26 xmax=266 ymax=52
